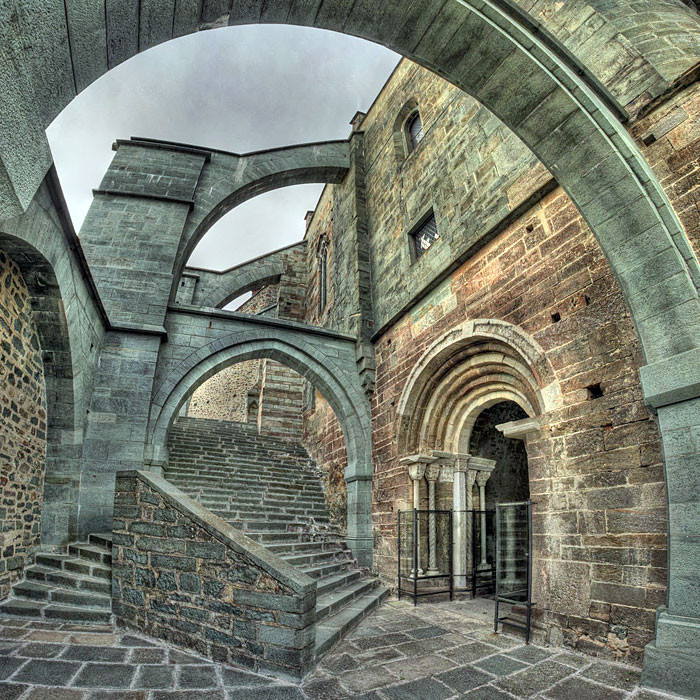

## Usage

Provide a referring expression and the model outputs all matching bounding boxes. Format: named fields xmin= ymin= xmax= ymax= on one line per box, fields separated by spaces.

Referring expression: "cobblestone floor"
xmin=0 ymin=598 xmax=688 ymax=699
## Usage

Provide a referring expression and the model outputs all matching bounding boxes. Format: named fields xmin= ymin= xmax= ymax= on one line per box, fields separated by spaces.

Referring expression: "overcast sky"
xmin=47 ymin=25 xmax=399 ymax=271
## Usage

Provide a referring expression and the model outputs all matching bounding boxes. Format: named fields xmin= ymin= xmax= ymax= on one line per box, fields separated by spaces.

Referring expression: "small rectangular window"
xmin=412 ymin=213 xmax=439 ymax=259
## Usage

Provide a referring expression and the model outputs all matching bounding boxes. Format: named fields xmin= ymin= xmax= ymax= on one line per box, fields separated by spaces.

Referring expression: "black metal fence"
xmin=397 ymin=509 xmax=453 ymax=604
xmin=397 ymin=503 xmax=535 ymax=643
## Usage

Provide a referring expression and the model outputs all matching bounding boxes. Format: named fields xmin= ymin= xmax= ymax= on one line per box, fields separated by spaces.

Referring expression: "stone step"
xmin=316 ymin=577 xmax=379 ymax=621
xmin=302 ymin=559 xmax=355 ymax=580
xmin=314 ymin=587 xmax=389 ymax=659
xmin=67 ymin=543 xmax=112 ymax=566
xmin=26 ymin=565 xmax=111 ymax=595
xmin=316 ymin=569 xmax=362 ymax=597
xmin=266 ymin=540 xmax=347 ymax=556
xmin=36 ymin=553 xmax=111 ymax=580
xmin=281 ymin=548 xmax=352 ymax=569
xmin=89 ymin=533 xmax=113 ymax=549
xmin=13 ymin=581 xmax=110 ymax=609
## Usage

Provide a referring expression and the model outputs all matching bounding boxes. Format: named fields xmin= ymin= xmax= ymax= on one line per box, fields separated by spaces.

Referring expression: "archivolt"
xmin=396 ymin=319 xmax=561 ymax=454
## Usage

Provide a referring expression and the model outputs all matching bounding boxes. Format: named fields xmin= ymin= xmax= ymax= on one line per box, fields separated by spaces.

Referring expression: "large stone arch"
xmin=1 ymin=2 xmax=700 ymax=689
xmin=0 ymin=173 xmax=106 ymax=546
xmin=173 ymin=142 xmax=349 ymax=286
xmin=0 ymin=232 xmax=83 ymax=547
xmin=147 ymin=327 xmax=373 ymax=565
xmin=182 ymin=242 xmax=305 ymax=309
xmin=2 ymin=3 xmax=699 ymax=368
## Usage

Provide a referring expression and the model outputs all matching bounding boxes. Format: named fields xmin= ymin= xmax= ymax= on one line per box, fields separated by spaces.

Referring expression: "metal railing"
xmin=397 ymin=503 xmax=535 ymax=644
xmin=397 ymin=509 xmax=453 ymax=604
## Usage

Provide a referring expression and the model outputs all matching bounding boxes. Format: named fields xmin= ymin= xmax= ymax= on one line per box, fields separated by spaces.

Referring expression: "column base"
xmin=641 ymin=610 xmax=700 ymax=699
xmin=425 ymin=568 xmax=440 ymax=577
xmin=346 ymin=536 xmax=373 ymax=568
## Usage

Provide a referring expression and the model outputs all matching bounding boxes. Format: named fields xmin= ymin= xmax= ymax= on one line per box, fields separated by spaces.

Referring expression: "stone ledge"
xmin=639 ymin=346 xmax=700 ymax=409
xmin=92 ymin=188 xmax=195 ymax=209
xmin=167 ymin=304 xmax=358 ymax=343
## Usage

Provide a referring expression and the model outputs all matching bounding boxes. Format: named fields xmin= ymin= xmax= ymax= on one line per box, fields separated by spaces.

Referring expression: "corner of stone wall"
xmin=111 ymin=470 xmax=317 ymax=680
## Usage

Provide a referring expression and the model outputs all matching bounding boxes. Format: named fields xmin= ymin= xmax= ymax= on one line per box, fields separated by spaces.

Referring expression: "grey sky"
xmin=47 ymin=25 xmax=399 ymax=271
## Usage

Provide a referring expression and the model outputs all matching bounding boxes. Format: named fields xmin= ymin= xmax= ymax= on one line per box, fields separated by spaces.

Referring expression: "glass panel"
xmin=414 ymin=214 xmax=439 ymax=257
xmin=495 ymin=501 xmax=530 ymax=601
xmin=408 ymin=112 xmax=424 ymax=148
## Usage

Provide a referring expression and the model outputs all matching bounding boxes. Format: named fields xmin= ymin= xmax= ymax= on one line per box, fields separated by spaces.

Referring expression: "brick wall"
xmin=112 ymin=470 xmax=316 ymax=679
xmin=302 ymin=390 xmax=348 ymax=530
xmin=0 ymin=251 xmax=46 ymax=599
xmin=299 ymin=73 xmax=700 ymax=665
xmin=369 ymin=185 xmax=666 ymax=663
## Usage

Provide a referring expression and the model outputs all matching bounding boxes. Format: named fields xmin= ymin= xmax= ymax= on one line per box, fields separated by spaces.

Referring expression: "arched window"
xmin=405 ymin=111 xmax=424 ymax=152
xmin=392 ymin=98 xmax=421 ymax=164
xmin=318 ymin=237 xmax=329 ymax=314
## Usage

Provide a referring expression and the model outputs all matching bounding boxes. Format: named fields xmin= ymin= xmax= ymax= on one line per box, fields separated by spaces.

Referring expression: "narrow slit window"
xmin=318 ymin=237 xmax=329 ymax=314
xmin=412 ymin=213 xmax=439 ymax=259
xmin=406 ymin=112 xmax=424 ymax=152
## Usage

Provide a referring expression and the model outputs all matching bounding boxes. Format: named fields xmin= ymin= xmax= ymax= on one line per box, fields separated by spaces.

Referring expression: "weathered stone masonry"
xmin=2 ymin=0 xmax=700 ymax=695
xmin=0 ymin=252 xmax=45 ymax=598
xmin=112 ymin=470 xmax=316 ymax=679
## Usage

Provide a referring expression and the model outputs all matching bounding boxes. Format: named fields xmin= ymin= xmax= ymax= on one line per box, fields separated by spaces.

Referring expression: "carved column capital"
xmin=476 ymin=470 xmax=492 ymax=488
xmin=466 ymin=469 xmax=478 ymax=488
xmin=425 ymin=463 xmax=441 ymax=482
xmin=406 ymin=462 xmax=426 ymax=482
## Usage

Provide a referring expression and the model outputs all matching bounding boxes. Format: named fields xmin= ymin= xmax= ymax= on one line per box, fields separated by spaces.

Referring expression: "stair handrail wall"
xmin=112 ymin=470 xmax=317 ymax=680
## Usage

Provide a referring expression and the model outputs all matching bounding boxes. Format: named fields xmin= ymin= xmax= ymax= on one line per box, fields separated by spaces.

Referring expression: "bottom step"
xmin=0 ymin=598 xmax=112 ymax=623
xmin=314 ymin=586 xmax=389 ymax=659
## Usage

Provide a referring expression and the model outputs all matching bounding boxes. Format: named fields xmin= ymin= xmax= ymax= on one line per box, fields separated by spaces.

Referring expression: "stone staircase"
xmin=0 ymin=533 xmax=112 ymax=623
xmin=166 ymin=416 xmax=387 ymax=658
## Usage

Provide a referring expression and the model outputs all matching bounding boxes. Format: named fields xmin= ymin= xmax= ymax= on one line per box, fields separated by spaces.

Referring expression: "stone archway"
xmin=147 ymin=329 xmax=373 ymax=565
xmin=2 ymin=2 xmax=700 ymax=688
xmin=397 ymin=318 xmax=561 ymax=455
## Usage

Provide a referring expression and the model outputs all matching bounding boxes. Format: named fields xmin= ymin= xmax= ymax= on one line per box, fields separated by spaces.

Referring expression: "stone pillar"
xmin=476 ymin=470 xmax=491 ymax=569
xmin=465 ymin=469 xmax=478 ymax=578
xmin=345 ymin=476 xmax=373 ymax=568
xmin=425 ymin=463 xmax=441 ymax=576
xmin=453 ymin=458 xmax=468 ymax=588
xmin=406 ymin=461 xmax=427 ymax=577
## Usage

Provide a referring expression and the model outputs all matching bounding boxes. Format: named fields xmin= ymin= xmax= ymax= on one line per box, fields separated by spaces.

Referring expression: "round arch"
xmin=396 ymin=319 xmax=562 ymax=455
xmin=2 ymin=2 xmax=699 ymax=370
xmin=147 ymin=331 xmax=373 ymax=565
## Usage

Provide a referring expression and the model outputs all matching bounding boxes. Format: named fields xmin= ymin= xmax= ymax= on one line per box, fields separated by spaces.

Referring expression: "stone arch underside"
xmin=149 ymin=312 xmax=374 ymax=564
xmin=1 ymin=1 xmax=700 ymax=688
xmin=183 ymin=242 xmax=305 ymax=309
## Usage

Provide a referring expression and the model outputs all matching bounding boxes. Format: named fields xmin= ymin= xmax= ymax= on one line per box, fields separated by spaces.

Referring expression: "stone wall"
xmin=369 ymin=184 xmax=666 ymax=664
xmin=112 ymin=470 xmax=316 ymax=679
xmin=298 ymin=69 xmax=700 ymax=666
xmin=187 ymin=285 xmax=277 ymax=422
xmin=302 ymin=390 xmax=348 ymax=530
xmin=0 ymin=252 xmax=46 ymax=599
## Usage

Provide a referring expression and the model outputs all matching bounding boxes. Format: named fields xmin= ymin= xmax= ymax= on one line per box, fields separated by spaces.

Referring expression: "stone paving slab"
xmin=0 ymin=599 xmax=692 ymax=699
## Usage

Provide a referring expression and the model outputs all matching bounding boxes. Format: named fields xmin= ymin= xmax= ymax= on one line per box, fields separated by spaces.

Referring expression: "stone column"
xmin=465 ymin=469 xmax=478 ymax=579
xmin=452 ymin=457 xmax=468 ymax=588
xmin=406 ymin=462 xmax=427 ymax=577
xmin=476 ymin=470 xmax=491 ymax=569
xmin=425 ymin=463 xmax=441 ymax=576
